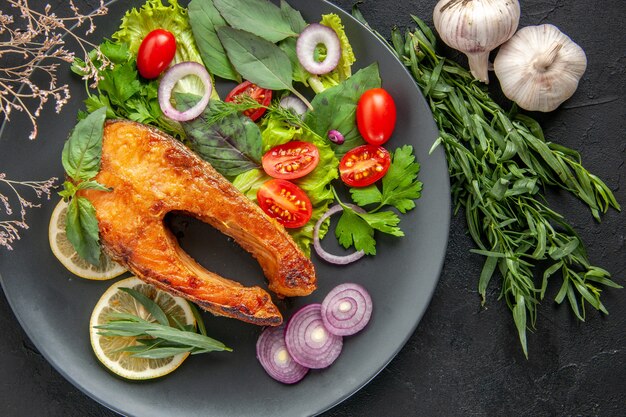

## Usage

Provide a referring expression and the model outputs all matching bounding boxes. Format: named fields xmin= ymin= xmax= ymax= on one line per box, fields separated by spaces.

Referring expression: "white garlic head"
xmin=494 ymin=24 xmax=587 ymax=112
xmin=433 ymin=0 xmax=520 ymax=83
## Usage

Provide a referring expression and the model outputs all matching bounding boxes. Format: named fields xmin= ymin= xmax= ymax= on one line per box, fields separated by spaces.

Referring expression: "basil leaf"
xmin=217 ymin=26 xmax=294 ymax=92
xmin=188 ymin=0 xmax=240 ymax=82
xmin=76 ymin=180 xmax=111 ymax=192
xmin=213 ymin=0 xmax=296 ymax=43
xmin=66 ymin=196 xmax=101 ymax=266
xmin=280 ymin=0 xmax=307 ymax=33
xmin=279 ymin=37 xmax=310 ymax=85
xmin=61 ymin=106 xmax=107 ymax=181
xmin=178 ymin=94 xmax=262 ymax=177
xmin=305 ymin=63 xmax=381 ymax=155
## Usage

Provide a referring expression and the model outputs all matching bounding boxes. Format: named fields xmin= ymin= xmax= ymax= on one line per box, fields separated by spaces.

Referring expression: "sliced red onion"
xmin=321 ymin=283 xmax=373 ymax=336
xmin=296 ymin=23 xmax=341 ymax=75
xmin=314 ymin=204 xmax=366 ymax=265
xmin=327 ymin=129 xmax=345 ymax=145
xmin=158 ymin=62 xmax=212 ymax=122
xmin=279 ymin=95 xmax=308 ymax=119
xmin=256 ymin=325 xmax=309 ymax=384
xmin=285 ymin=304 xmax=343 ymax=369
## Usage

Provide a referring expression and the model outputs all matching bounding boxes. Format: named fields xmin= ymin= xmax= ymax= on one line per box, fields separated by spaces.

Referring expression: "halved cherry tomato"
xmin=137 ymin=29 xmax=176 ymax=79
xmin=225 ymin=81 xmax=272 ymax=121
xmin=356 ymin=88 xmax=397 ymax=146
xmin=262 ymin=141 xmax=320 ymax=180
xmin=257 ymin=179 xmax=312 ymax=228
xmin=339 ymin=144 xmax=391 ymax=187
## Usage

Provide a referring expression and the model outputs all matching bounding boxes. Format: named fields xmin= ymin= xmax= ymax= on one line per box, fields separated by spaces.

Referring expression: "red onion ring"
xmin=321 ymin=283 xmax=373 ymax=336
xmin=158 ymin=61 xmax=212 ymax=122
xmin=256 ymin=325 xmax=309 ymax=384
xmin=313 ymin=204 xmax=366 ymax=265
xmin=296 ymin=23 xmax=341 ymax=75
xmin=285 ymin=304 xmax=343 ymax=369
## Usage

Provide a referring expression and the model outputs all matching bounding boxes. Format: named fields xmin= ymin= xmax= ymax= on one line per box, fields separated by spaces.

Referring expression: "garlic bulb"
xmin=433 ymin=0 xmax=520 ymax=84
xmin=494 ymin=24 xmax=587 ymax=112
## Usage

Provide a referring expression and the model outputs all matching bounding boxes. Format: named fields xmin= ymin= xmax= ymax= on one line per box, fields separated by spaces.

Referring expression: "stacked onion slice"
xmin=256 ymin=283 xmax=372 ymax=384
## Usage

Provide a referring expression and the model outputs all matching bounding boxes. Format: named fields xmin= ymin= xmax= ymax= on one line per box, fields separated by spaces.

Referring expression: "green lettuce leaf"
xmin=112 ymin=0 xmax=218 ymax=99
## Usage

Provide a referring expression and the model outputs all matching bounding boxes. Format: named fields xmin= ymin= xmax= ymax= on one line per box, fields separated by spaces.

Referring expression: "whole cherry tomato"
xmin=356 ymin=88 xmax=397 ymax=146
xmin=339 ymin=144 xmax=391 ymax=187
xmin=257 ymin=179 xmax=312 ymax=228
xmin=225 ymin=81 xmax=273 ymax=121
xmin=262 ymin=141 xmax=320 ymax=180
xmin=137 ymin=29 xmax=177 ymax=79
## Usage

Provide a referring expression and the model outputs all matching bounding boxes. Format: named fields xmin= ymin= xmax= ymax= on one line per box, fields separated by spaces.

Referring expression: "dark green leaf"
xmin=61 ymin=107 xmax=107 ymax=181
xmin=65 ymin=197 xmax=101 ymax=266
xmin=189 ymin=303 xmax=207 ymax=336
xmin=305 ymin=63 xmax=381 ymax=154
xmin=76 ymin=180 xmax=111 ymax=192
xmin=188 ymin=0 xmax=241 ymax=82
xmin=217 ymin=26 xmax=294 ymax=92
xmin=178 ymin=95 xmax=262 ymax=177
xmin=280 ymin=0 xmax=307 ymax=32
xmin=478 ymin=255 xmax=498 ymax=304
xmin=214 ymin=0 xmax=296 ymax=43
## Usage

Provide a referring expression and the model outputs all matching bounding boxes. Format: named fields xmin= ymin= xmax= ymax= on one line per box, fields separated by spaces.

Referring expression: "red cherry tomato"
xmin=137 ymin=29 xmax=176 ymax=79
xmin=262 ymin=141 xmax=320 ymax=180
xmin=339 ymin=144 xmax=391 ymax=187
xmin=257 ymin=179 xmax=312 ymax=228
xmin=356 ymin=88 xmax=397 ymax=146
xmin=225 ymin=81 xmax=273 ymax=121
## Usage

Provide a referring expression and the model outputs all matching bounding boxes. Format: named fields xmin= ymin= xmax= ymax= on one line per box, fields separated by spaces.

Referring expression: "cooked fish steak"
xmin=79 ymin=120 xmax=317 ymax=326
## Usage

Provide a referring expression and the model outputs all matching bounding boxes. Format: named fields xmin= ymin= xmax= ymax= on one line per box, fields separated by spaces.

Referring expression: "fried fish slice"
xmin=79 ymin=120 xmax=317 ymax=326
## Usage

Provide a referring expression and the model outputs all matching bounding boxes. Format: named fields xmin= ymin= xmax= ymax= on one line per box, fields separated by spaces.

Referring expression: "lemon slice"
xmin=90 ymin=276 xmax=196 ymax=380
xmin=49 ymin=199 xmax=126 ymax=280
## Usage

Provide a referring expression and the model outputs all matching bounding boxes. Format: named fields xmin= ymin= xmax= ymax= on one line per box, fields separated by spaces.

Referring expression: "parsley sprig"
xmin=333 ymin=145 xmax=423 ymax=255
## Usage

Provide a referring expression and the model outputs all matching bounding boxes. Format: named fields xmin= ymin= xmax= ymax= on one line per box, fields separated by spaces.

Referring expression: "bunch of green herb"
xmin=352 ymin=9 xmax=621 ymax=356
xmin=95 ymin=287 xmax=231 ymax=358
xmin=58 ymin=107 xmax=110 ymax=265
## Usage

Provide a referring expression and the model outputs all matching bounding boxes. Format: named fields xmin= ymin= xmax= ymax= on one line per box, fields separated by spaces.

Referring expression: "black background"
xmin=1 ymin=0 xmax=624 ymax=416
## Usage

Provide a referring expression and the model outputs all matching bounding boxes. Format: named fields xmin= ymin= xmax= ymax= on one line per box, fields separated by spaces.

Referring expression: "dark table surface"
xmin=1 ymin=0 xmax=624 ymax=416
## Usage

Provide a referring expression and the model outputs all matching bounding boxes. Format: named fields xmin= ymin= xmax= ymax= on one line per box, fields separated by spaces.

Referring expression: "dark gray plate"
xmin=0 ymin=0 xmax=449 ymax=415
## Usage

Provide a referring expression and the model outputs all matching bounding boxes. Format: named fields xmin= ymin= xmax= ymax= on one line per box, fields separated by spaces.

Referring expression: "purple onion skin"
xmin=256 ymin=325 xmax=309 ymax=384
xmin=321 ymin=283 xmax=373 ymax=336
xmin=285 ymin=304 xmax=343 ymax=369
xmin=327 ymin=129 xmax=345 ymax=145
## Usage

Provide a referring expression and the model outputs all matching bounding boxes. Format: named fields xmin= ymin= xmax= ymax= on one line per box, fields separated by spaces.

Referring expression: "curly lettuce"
xmin=112 ymin=0 xmax=218 ymax=99
xmin=233 ymin=114 xmax=339 ymax=255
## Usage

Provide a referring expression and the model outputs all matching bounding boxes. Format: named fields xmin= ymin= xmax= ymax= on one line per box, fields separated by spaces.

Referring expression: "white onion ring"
xmin=313 ymin=204 xmax=366 ymax=265
xmin=296 ymin=23 xmax=341 ymax=75
xmin=158 ymin=62 xmax=212 ymax=122
xmin=279 ymin=95 xmax=308 ymax=119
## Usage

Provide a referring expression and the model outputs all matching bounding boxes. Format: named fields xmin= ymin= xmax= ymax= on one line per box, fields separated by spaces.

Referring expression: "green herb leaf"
xmin=350 ymin=145 xmax=423 ymax=213
xmin=76 ymin=180 xmax=111 ymax=192
xmin=217 ymin=26 xmax=294 ymax=92
xmin=336 ymin=207 xmax=376 ymax=255
xmin=178 ymin=95 xmax=263 ymax=177
xmin=305 ymin=63 xmax=381 ymax=154
xmin=280 ymin=0 xmax=307 ymax=32
xmin=213 ymin=0 xmax=297 ymax=43
xmin=61 ymin=107 xmax=107 ymax=181
xmin=65 ymin=197 xmax=101 ymax=266
xmin=188 ymin=0 xmax=241 ymax=82
xmin=119 ymin=287 xmax=169 ymax=326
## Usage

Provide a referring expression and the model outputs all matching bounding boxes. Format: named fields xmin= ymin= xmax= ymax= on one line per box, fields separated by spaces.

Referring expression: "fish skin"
xmin=79 ymin=120 xmax=317 ymax=326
